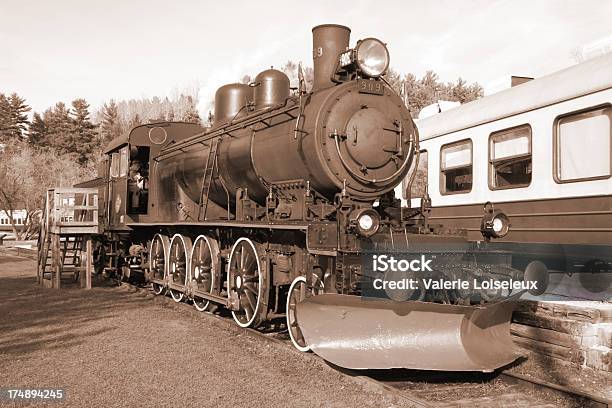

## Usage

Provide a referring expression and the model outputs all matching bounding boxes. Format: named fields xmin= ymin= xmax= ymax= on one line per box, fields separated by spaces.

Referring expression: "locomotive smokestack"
xmin=312 ymin=24 xmax=350 ymax=91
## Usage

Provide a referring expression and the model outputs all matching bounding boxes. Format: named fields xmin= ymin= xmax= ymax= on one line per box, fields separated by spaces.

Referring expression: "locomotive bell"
xmin=213 ymin=83 xmax=253 ymax=126
xmin=253 ymin=69 xmax=290 ymax=110
xmin=312 ymin=24 xmax=351 ymax=91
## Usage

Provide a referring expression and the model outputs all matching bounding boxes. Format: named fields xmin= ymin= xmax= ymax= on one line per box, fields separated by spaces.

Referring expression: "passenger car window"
xmin=403 ymin=150 xmax=428 ymax=199
xmin=440 ymin=140 xmax=472 ymax=194
xmin=556 ymin=106 xmax=611 ymax=182
xmin=489 ymin=125 xmax=532 ymax=189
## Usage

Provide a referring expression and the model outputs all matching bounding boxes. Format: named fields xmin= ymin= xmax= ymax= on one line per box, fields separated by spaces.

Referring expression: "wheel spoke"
xmin=198 ymin=242 xmax=205 ymax=260
xmin=288 ymin=314 xmax=299 ymax=327
xmin=242 ymin=249 xmax=252 ymax=271
xmin=243 ymin=303 xmax=253 ymax=321
xmin=244 ymin=290 xmax=257 ymax=311
xmin=243 ymin=282 xmax=258 ymax=294
xmin=240 ymin=246 xmax=246 ymax=270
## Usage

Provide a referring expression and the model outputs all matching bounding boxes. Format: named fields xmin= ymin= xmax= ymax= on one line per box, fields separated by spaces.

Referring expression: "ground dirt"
xmin=0 ymin=255 xmax=410 ymax=408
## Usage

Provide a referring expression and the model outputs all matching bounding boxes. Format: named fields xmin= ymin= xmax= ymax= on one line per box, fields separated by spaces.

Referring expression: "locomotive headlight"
xmin=355 ymin=38 xmax=390 ymax=78
xmin=350 ymin=208 xmax=381 ymax=237
xmin=490 ymin=212 xmax=510 ymax=238
xmin=359 ymin=214 xmax=374 ymax=231
xmin=480 ymin=202 xmax=510 ymax=239
xmin=492 ymin=217 xmax=506 ymax=235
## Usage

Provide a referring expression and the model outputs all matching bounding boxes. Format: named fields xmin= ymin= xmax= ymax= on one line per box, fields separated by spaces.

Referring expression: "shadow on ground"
xmin=0 ymin=271 xmax=152 ymax=357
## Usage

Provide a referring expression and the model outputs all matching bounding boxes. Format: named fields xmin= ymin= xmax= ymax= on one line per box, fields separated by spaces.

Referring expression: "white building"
xmin=0 ymin=209 xmax=27 ymax=228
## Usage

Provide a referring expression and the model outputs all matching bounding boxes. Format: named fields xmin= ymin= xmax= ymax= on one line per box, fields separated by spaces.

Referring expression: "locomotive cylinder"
xmin=312 ymin=24 xmax=351 ymax=91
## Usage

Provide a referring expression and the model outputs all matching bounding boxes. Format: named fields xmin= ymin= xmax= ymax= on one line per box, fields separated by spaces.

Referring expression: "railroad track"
xmin=118 ymin=281 xmax=609 ymax=408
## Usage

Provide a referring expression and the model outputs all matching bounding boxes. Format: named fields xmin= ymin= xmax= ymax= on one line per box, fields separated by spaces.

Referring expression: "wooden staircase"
xmin=37 ymin=188 xmax=99 ymax=289
xmin=38 ymin=235 xmax=84 ymax=283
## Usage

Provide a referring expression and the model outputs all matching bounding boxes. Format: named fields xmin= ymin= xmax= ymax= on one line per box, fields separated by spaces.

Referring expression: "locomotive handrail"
xmin=332 ymin=129 xmax=414 ymax=184
xmin=156 ymin=98 xmax=302 ymax=161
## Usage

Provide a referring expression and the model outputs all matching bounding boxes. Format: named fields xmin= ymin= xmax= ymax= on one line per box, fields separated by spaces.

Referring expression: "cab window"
xmin=110 ymin=153 xmax=120 ymax=178
xmin=489 ymin=125 xmax=532 ymax=189
xmin=119 ymin=146 xmax=129 ymax=177
xmin=440 ymin=139 xmax=472 ymax=194
xmin=555 ymin=106 xmax=611 ymax=182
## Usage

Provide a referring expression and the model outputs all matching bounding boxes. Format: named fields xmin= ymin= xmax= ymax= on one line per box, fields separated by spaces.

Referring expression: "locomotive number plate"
xmin=358 ymin=79 xmax=384 ymax=95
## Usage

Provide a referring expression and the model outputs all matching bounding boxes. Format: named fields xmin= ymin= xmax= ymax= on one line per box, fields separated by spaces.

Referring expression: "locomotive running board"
xmin=296 ymin=294 xmax=523 ymax=372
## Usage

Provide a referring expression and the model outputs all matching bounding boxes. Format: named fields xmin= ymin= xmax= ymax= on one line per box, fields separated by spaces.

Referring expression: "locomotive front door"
xmin=108 ymin=145 xmax=129 ymax=227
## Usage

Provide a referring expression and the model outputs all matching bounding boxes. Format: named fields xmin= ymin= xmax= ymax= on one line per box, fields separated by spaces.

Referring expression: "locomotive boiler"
xmin=90 ymin=24 xmax=547 ymax=372
xmin=159 ymin=25 xmax=415 ymax=221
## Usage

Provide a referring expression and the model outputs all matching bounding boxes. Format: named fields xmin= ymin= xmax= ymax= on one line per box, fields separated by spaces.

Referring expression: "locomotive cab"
xmin=104 ymin=140 xmax=131 ymax=229
xmin=103 ymin=122 xmax=205 ymax=229
xmin=105 ymin=142 xmax=151 ymax=227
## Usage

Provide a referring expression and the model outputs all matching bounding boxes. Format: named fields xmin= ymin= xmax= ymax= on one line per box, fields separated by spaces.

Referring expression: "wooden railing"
xmin=46 ymin=188 xmax=99 ymax=234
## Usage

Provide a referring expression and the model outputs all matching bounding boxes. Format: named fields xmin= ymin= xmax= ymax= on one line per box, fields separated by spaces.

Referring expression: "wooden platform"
xmin=37 ymin=188 xmax=99 ymax=289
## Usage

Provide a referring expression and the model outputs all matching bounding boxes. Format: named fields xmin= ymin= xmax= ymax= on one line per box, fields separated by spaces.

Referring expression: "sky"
xmin=1 ymin=0 xmax=611 ymax=116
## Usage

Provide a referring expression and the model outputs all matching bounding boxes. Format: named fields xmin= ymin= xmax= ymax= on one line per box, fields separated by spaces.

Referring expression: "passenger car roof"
xmin=417 ymin=53 xmax=612 ymax=141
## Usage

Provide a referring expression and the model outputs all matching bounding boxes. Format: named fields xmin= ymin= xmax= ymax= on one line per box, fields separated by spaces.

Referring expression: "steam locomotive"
xmin=84 ymin=24 xmax=546 ymax=371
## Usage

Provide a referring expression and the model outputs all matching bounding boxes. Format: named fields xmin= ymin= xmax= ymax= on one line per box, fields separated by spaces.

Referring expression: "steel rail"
xmin=499 ymin=371 xmax=611 ymax=407
xmin=120 ymin=281 xmax=432 ymax=407
xmin=121 ymin=280 xmax=609 ymax=408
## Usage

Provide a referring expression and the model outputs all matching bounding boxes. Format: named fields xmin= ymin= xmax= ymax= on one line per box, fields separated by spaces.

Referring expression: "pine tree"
xmin=166 ymin=106 xmax=175 ymax=121
xmin=0 ymin=93 xmax=10 ymax=143
xmin=44 ymin=102 xmax=72 ymax=153
xmin=70 ymin=98 xmax=97 ymax=164
xmin=383 ymin=68 xmax=403 ymax=95
xmin=398 ymin=71 xmax=483 ymax=117
xmin=182 ymin=96 xmax=201 ymax=124
xmin=8 ymin=93 xmax=31 ymax=140
xmin=0 ymin=93 xmax=30 ymax=143
xmin=28 ymin=112 xmax=48 ymax=147
xmin=128 ymin=113 xmax=142 ymax=130
xmin=100 ymin=100 xmax=122 ymax=144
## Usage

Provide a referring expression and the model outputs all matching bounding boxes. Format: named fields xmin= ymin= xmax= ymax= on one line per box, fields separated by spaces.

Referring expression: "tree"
xmin=0 ymin=93 xmax=30 ymax=143
xmin=100 ymin=99 xmax=122 ymax=144
xmin=391 ymin=70 xmax=483 ymax=117
xmin=384 ymin=67 xmax=403 ymax=95
xmin=8 ymin=93 xmax=31 ymax=140
xmin=280 ymin=60 xmax=314 ymax=92
xmin=0 ymin=142 xmax=96 ymax=240
xmin=70 ymin=98 xmax=98 ymax=164
xmin=182 ymin=96 xmax=201 ymax=124
xmin=128 ymin=113 xmax=142 ymax=129
xmin=0 ymin=142 xmax=25 ymax=238
xmin=28 ymin=112 xmax=48 ymax=146
xmin=0 ymin=94 xmax=11 ymax=142
xmin=43 ymin=102 xmax=72 ymax=154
